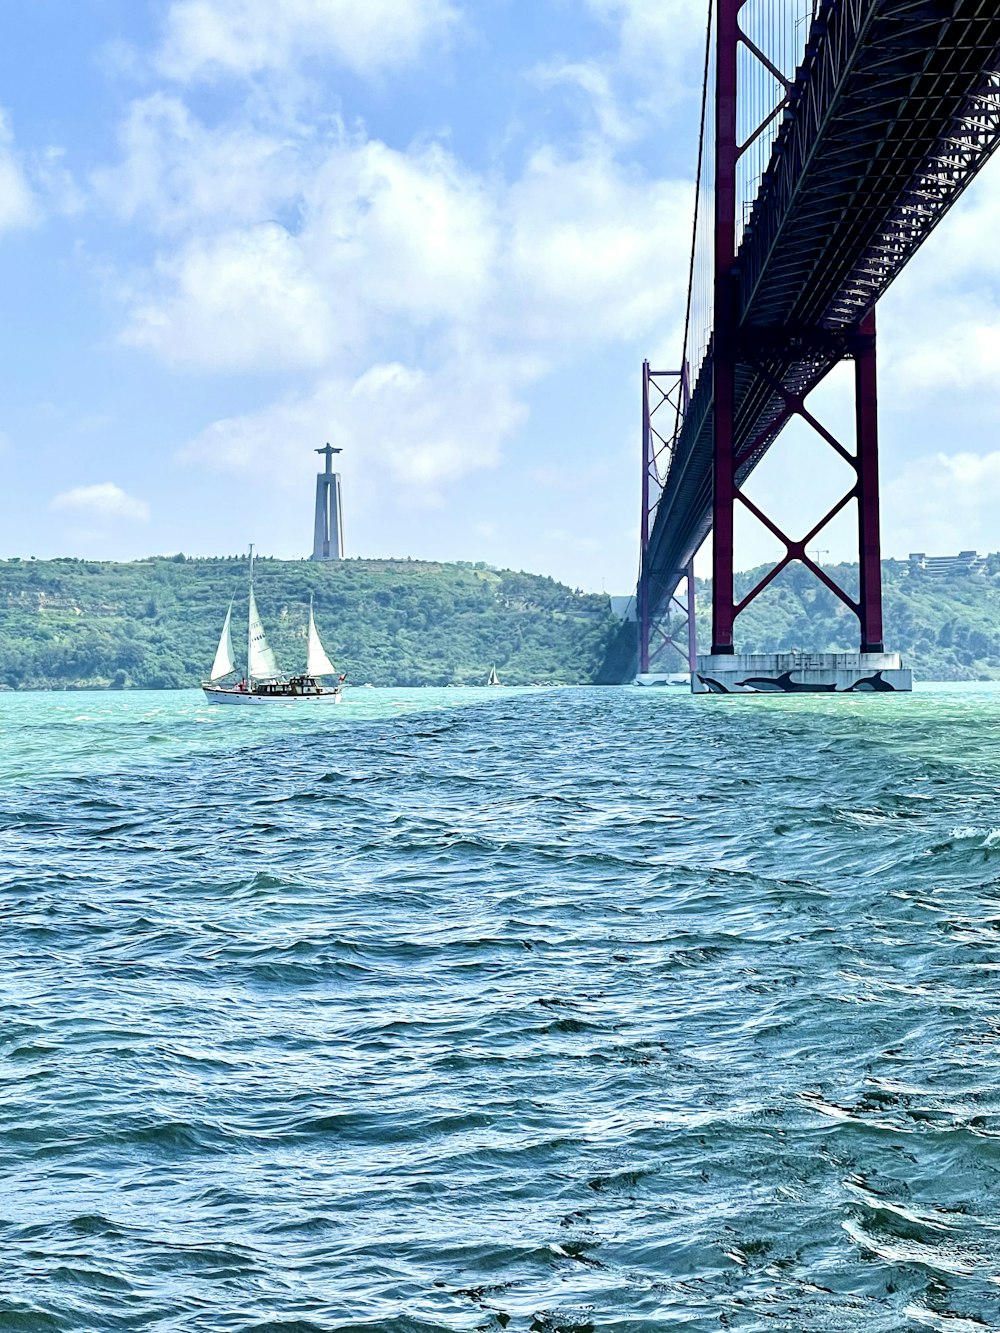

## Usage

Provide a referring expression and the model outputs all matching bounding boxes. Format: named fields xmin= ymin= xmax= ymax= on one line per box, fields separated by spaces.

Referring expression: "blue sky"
xmin=0 ymin=0 xmax=999 ymax=592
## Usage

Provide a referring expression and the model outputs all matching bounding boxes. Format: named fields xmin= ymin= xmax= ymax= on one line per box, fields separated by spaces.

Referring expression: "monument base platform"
xmin=691 ymin=651 xmax=912 ymax=695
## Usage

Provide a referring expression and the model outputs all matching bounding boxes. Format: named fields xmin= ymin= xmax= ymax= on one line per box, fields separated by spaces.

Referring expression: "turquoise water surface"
xmin=3 ymin=683 xmax=1000 ymax=1331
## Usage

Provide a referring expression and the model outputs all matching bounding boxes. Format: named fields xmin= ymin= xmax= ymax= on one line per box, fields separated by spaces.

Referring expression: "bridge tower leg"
xmin=854 ymin=309 xmax=884 ymax=654
xmin=711 ymin=0 xmax=740 ymax=656
xmin=639 ymin=359 xmax=653 ymax=675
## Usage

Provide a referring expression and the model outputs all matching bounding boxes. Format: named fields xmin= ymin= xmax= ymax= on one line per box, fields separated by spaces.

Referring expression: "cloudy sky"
xmin=0 ymin=0 xmax=998 ymax=591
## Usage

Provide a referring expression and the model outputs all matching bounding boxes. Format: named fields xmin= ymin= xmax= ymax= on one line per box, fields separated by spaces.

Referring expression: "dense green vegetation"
xmin=0 ymin=555 xmax=618 ymax=689
xmin=606 ymin=557 xmax=1000 ymax=682
xmin=2 ymin=552 xmax=999 ymax=689
xmin=680 ymin=557 xmax=1000 ymax=681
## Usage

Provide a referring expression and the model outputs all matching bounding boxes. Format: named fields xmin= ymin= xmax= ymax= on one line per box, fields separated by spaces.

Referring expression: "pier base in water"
xmin=691 ymin=651 xmax=912 ymax=695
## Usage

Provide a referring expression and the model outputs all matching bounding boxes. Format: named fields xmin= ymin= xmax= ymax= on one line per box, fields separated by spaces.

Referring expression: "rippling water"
xmin=4 ymin=683 xmax=1000 ymax=1331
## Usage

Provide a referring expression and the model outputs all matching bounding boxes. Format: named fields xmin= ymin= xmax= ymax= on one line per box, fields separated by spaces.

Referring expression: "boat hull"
xmin=202 ymin=685 xmax=342 ymax=705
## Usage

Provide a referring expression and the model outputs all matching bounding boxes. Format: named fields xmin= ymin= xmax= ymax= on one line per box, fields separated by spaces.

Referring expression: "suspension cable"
xmin=677 ymin=0 xmax=715 ymax=444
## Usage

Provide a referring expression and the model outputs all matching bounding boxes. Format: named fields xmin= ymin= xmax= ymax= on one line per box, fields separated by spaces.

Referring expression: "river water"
xmin=3 ymin=683 xmax=1000 ymax=1331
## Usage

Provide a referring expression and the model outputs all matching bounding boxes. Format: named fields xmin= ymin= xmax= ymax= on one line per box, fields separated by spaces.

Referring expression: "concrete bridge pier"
xmin=692 ymin=651 xmax=911 ymax=695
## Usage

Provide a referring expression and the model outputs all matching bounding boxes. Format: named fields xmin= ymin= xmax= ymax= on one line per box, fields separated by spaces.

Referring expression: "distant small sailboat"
xmin=202 ymin=547 xmax=345 ymax=705
xmin=486 ymin=664 xmax=501 ymax=686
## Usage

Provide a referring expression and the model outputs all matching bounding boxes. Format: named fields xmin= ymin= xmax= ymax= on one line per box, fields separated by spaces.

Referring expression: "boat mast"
xmin=247 ymin=543 xmax=254 ymax=684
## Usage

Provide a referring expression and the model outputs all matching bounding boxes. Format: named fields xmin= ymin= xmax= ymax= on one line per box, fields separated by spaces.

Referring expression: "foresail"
xmin=307 ymin=602 xmax=337 ymax=677
xmin=210 ymin=602 xmax=236 ymax=680
xmin=248 ymin=588 xmax=281 ymax=680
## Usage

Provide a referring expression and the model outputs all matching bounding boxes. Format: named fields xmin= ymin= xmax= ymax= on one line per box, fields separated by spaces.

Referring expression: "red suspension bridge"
xmin=637 ymin=0 xmax=1000 ymax=692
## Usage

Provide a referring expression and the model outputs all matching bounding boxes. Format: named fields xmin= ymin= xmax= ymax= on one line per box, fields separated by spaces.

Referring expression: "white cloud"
xmin=0 ymin=109 xmax=38 ymax=232
xmin=51 ymin=483 xmax=150 ymax=522
xmin=180 ymin=355 xmax=530 ymax=491
xmin=586 ymin=0 xmax=703 ymax=60
xmin=94 ymin=14 xmax=694 ymax=510
xmin=93 ymin=93 xmax=305 ymax=234
xmin=501 ymin=145 xmax=691 ymax=343
xmin=117 ymin=128 xmax=691 ymax=499
xmin=122 ymin=223 xmax=334 ymax=370
xmin=884 ymin=451 xmax=1000 ymax=557
xmin=886 ymin=293 xmax=1000 ymax=397
xmin=103 ymin=97 xmax=691 ymax=391
xmin=531 ymin=61 xmax=637 ymax=144
xmin=110 ymin=133 xmax=499 ymax=370
xmin=156 ymin=0 xmax=459 ymax=82
xmin=583 ymin=0 xmax=709 ymax=111
xmin=881 ymin=155 xmax=1000 ymax=398
xmin=302 ymin=139 xmax=499 ymax=327
xmin=31 ymin=146 xmax=85 ymax=217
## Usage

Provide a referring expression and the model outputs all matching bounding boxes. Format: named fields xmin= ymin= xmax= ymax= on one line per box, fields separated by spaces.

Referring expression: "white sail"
xmin=248 ymin=587 xmax=280 ymax=681
xmin=487 ymin=664 xmax=500 ymax=686
xmin=307 ymin=597 xmax=337 ymax=677
xmin=209 ymin=601 xmax=237 ymax=680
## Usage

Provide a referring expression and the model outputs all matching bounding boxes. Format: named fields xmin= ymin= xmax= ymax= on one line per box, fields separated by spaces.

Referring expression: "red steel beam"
xmin=639 ymin=359 xmax=651 ymax=673
xmin=854 ymin=308 xmax=885 ymax=653
xmin=711 ymin=0 xmax=742 ymax=655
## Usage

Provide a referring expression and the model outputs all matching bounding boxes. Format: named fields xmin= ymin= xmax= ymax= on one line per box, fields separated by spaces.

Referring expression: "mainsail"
xmin=306 ymin=597 xmax=336 ymax=677
xmin=209 ymin=600 xmax=237 ymax=680
xmin=248 ymin=587 xmax=280 ymax=681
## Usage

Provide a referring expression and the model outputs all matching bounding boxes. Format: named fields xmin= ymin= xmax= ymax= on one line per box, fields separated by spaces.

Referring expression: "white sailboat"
xmin=486 ymin=664 xmax=500 ymax=686
xmin=202 ymin=548 xmax=345 ymax=705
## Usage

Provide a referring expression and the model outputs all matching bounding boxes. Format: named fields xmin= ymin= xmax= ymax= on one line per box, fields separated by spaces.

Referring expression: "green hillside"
xmin=671 ymin=557 xmax=1000 ymax=682
xmin=2 ymin=553 xmax=1000 ymax=690
xmin=0 ymin=555 xmax=618 ymax=689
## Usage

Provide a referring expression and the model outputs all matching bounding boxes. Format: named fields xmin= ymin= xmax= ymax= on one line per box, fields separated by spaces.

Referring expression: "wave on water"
xmin=1 ymin=685 xmax=1000 ymax=1330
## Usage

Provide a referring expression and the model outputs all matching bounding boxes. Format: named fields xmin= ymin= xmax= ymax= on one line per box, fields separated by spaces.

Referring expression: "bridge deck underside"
xmin=645 ymin=0 xmax=1000 ymax=616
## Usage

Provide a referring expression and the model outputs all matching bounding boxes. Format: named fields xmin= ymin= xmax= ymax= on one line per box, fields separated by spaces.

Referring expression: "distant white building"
xmin=908 ymin=550 xmax=986 ymax=574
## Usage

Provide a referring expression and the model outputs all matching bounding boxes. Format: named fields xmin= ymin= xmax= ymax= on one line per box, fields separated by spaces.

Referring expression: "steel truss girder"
xmin=740 ymin=0 xmax=1000 ymax=330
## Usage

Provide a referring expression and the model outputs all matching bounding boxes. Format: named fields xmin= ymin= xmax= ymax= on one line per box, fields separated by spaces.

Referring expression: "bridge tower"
xmin=696 ymin=0 xmax=909 ymax=692
xmin=639 ymin=0 xmax=1000 ymax=692
xmin=637 ymin=361 xmax=697 ymax=682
